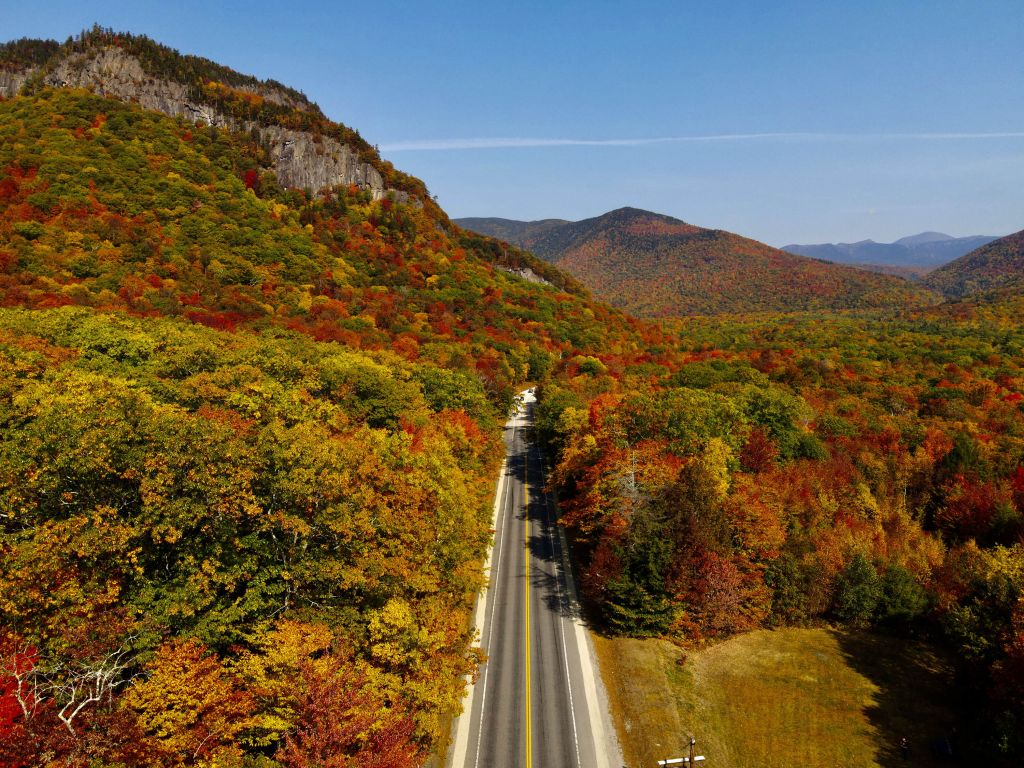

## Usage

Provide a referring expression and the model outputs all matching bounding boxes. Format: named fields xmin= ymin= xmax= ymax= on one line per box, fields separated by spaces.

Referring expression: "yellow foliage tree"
xmin=124 ymin=638 xmax=255 ymax=766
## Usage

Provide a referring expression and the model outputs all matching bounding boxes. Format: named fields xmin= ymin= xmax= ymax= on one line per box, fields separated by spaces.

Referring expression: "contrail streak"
xmin=380 ymin=132 xmax=1024 ymax=152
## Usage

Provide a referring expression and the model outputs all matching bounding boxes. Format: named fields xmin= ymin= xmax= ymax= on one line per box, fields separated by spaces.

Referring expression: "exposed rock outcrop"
xmin=259 ymin=124 xmax=384 ymax=195
xmin=45 ymin=47 xmax=219 ymax=120
xmin=4 ymin=46 xmax=393 ymax=199
xmin=494 ymin=264 xmax=554 ymax=287
xmin=0 ymin=67 xmax=31 ymax=98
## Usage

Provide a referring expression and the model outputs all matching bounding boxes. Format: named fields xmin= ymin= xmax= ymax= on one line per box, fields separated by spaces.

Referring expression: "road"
xmin=449 ymin=390 xmax=621 ymax=768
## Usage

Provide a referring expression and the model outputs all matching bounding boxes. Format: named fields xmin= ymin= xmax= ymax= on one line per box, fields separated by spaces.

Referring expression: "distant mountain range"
xmin=456 ymin=208 xmax=937 ymax=317
xmin=924 ymin=228 xmax=1024 ymax=298
xmin=782 ymin=232 xmax=999 ymax=272
xmin=455 ymin=217 xmax=570 ymax=247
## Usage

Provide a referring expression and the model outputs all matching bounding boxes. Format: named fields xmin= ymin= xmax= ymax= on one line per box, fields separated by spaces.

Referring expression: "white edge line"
xmin=558 ymin=521 xmax=615 ymax=768
xmin=472 ymin=423 xmax=516 ymax=768
xmin=551 ymin=487 xmax=621 ymax=768
xmin=539 ymin=442 xmax=582 ymax=768
xmin=449 ymin=405 xmax=519 ymax=768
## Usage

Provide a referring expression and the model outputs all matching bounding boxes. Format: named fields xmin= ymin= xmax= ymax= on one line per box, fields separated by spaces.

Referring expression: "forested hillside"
xmin=0 ymin=87 xmax=635 ymax=400
xmin=0 ymin=309 xmax=503 ymax=764
xmin=0 ymin=37 xmax=663 ymax=766
xmin=925 ymin=229 xmax=1024 ymax=298
xmin=457 ymin=208 xmax=938 ymax=316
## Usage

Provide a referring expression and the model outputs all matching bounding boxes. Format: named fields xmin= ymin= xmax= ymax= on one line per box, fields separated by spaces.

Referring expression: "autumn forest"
xmin=1 ymin=27 xmax=1023 ymax=768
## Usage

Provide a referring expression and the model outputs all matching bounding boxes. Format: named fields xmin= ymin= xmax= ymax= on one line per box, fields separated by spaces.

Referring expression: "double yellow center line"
xmin=524 ymin=467 xmax=532 ymax=768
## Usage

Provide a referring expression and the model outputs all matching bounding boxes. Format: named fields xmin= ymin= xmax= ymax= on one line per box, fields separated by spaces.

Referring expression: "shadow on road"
xmin=517 ymin=436 xmax=576 ymax=620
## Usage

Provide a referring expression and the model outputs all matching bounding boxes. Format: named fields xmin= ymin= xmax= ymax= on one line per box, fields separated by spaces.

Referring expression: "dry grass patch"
xmin=594 ymin=627 xmax=958 ymax=768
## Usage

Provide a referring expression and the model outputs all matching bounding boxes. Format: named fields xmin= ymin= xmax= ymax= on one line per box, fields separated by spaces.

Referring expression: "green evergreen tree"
xmin=832 ymin=554 xmax=881 ymax=627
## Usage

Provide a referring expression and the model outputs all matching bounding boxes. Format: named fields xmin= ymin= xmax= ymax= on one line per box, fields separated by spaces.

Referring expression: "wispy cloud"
xmin=380 ymin=131 xmax=1024 ymax=152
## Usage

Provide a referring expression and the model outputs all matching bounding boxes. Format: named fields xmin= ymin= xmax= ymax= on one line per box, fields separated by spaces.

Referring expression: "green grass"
xmin=593 ymin=627 xmax=958 ymax=768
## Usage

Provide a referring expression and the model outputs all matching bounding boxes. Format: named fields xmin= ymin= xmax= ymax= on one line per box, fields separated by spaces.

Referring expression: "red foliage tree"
xmin=686 ymin=551 xmax=756 ymax=637
xmin=581 ymin=539 xmax=623 ymax=607
xmin=1012 ymin=466 xmax=1024 ymax=513
xmin=243 ymin=168 xmax=259 ymax=190
xmin=277 ymin=658 xmax=419 ymax=768
xmin=739 ymin=427 xmax=779 ymax=473
xmin=937 ymin=474 xmax=1002 ymax=541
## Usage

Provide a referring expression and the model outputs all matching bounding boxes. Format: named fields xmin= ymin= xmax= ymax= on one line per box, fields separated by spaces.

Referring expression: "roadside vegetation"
xmin=542 ymin=302 xmax=1024 ymax=765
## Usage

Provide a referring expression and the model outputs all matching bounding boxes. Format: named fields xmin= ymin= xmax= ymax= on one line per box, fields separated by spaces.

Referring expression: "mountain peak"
xmin=0 ymin=27 xmax=429 ymax=203
xmin=585 ymin=207 xmax=701 ymax=238
xmin=605 ymin=205 xmax=669 ymax=217
xmin=597 ymin=206 xmax=686 ymax=223
xmin=896 ymin=231 xmax=954 ymax=246
xmin=458 ymin=208 xmax=936 ymax=316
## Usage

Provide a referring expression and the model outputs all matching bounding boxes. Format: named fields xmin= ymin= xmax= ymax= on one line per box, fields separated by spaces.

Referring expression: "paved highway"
xmin=449 ymin=391 xmax=621 ymax=768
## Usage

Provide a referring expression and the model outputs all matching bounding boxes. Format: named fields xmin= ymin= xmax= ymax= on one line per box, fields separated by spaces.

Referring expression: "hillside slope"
xmin=0 ymin=28 xmax=416 ymax=201
xmin=923 ymin=228 xmax=1024 ymax=298
xmin=0 ymin=87 xmax=609 ymax=387
xmin=458 ymin=208 xmax=937 ymax=316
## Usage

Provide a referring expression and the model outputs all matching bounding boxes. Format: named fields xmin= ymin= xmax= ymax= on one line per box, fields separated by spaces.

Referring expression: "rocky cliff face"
xmin=2 ymin=46 xmax=389 ymax=199
xmin=258 ymin=124 xmax=384 ymax=195
xmin=0 ymin=68 xmax=30 ymax=97
xmin=494 ymin=264 xmax=554 ymax=287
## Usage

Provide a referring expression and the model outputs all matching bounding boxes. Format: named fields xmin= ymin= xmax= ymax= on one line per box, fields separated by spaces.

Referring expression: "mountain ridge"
xmin=782 ymin=232 xmax=999 ymax=270
xmin=923 ymin=228 xmax=1024 ymax=298
xmin=457 ymin=208 xmax=938 ymax=316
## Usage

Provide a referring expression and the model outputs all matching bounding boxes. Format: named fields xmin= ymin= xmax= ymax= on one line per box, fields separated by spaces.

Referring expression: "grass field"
xmin=593 ymin=627 xmax=959 ymax=768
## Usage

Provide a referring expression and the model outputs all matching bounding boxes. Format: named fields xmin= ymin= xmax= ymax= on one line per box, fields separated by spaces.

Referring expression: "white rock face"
xmin=46 ymin=48 xmax=200 ymax=119
xmin=259 ymin=124 xmax=385 ymax=195
xmin=4 ymin=47 xmax=392 ymax=199
xmin=495 ymin=264 xmax=554 ymax=287
xmin=0 ymin=68 xmax=31 ymax=97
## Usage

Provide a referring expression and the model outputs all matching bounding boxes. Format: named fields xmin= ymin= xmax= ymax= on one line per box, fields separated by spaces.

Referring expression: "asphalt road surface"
xmin=449 ymin=391 xmax=621 ymax=768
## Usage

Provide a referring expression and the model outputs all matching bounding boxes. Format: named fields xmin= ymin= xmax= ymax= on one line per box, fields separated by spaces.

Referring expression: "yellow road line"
xmin=524 ymin=468 xmax=532 ymax=768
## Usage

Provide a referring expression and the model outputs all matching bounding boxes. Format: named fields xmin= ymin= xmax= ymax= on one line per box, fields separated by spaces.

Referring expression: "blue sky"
xmin=3 ymin=0 xmax=1023 ymax=245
